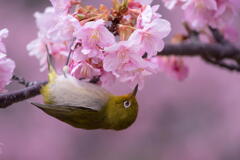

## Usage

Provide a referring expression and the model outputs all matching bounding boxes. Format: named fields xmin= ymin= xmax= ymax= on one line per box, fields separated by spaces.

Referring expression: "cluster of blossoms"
xmin=27 ymin=0 xmax=191 ymax=88
xmin=162 ymin=0 xmax=240 ymax=41
xmin=0 ymin=28 xmax=15 ymax=93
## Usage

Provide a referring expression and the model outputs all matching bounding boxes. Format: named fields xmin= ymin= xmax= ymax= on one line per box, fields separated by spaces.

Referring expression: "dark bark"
xmin=0 ymin=81 xmax=47 ymax=108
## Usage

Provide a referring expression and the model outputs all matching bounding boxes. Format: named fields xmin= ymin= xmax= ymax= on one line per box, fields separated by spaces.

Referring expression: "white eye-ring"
xmin=123 ymin=100 xmax=131 ymax=108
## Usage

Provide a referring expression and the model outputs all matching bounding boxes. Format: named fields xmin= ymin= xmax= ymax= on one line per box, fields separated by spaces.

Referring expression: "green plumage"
xmin=32 ymin=93 xmax=138 ymax=130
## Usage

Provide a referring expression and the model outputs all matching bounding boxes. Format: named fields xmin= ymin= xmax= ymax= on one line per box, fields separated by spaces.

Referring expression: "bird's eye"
xmin=123 ymin=100 xmax=131 ymax=108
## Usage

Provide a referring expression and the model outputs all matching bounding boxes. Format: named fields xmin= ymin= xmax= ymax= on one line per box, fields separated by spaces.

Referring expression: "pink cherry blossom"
xmin=103 ymin=41 xmax=141 ymax=72
xmin=129 ymin=18 xmax=171 ymax=57
xmin=78 ymin=19 xmax=115 ymax=48
xmin=100 ymin=72 xmax=116 ymax=87
xmin=76 ymin=19 xmax=115 ymax=57
xmin=136 ymin=5 xmax=162 ymax=28
xmin=152 ymin=56 xmax=189 ymax=81
xmin=27 ymin=37 xmax=69 ymax=72
xmin=34 ymin=7 xmax=59 ymax=39
xmin=212 ymin=0 xmax=238 ymax=28
xmin=163 ymin=0 xmax=239 ymax=30
xmin=28 ymin=1 xmax=172 ymax=88
xmin=162 ymin=0 xmax=240 ymax=42
xmin=27 ymin=39 xmax=48 ymax=71
xmin=103 ymin=41 xmax=158 ymax=87
xmin=128 ymin=5 xmax=170 ymax=57
xmin=113 ymin=59 xmax=157 ymax=88
xmin=69 ymin=60 xmax=101 ymax=79
xmin=47 ymin=14 xmax=80 ymax=42
xmin=0 ymin=53 xmax=15 ymax=93
xmin=162 ymin=0 xmax=185 ymax=9
xmin=0 ymin=28 xmax=15 ymax=93
xmin=182 ymin=0 xmax=221 ymax=28
xmin=27 ymin=7 xmax=79 ymax=71
xmin=34 ymin=6 xmax=80 ymax=42
xmin=0 ymin=28 xmax=9 ymax=53
xmin=49 ymin=0 xmax=74 ymax=13
xmin=128 ymin=1 xmax=143 ymax=9
xmin=134 ymin=0 xmax=153 ymax=5
xmin=68 ymin=46 xmax=103 ymax=79
xmin=162 ymin=0 xmax=179 ymax=9
xmin=27 ymin=7 xmax=59 ymax=71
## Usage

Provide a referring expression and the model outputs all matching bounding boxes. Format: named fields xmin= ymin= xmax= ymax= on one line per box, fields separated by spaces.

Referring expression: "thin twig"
xmin=66 ymin=38 xmax=78 ymax=66
xmin=183 ymin=22 xmax=199 ymax=41
xmin=208 ymin=26 xmax=228 ymax=44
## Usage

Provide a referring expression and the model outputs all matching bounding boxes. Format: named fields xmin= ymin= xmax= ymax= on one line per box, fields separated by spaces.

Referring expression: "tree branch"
xmin=12 ymin=75 xmax=38 ymax=87
xmin=0 ymin=81 xmax=47 ymax=108
xmin=0 ymin=42 xmax=239 ymax=109
xmin=158 ymin=42 xmax=240 ymax=71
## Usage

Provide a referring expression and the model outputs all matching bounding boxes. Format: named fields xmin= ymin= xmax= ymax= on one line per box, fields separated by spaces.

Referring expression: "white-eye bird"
xmin=32 ymin=55 xmax=139 ymax=130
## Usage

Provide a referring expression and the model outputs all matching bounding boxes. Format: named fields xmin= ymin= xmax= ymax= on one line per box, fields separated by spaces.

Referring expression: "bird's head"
xmin=102 ymin=85 xmax=139 ymax=130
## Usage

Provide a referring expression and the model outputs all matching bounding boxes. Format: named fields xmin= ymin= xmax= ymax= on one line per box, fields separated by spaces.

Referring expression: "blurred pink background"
xmin=1 ymin=0 xmax=240 ymax=160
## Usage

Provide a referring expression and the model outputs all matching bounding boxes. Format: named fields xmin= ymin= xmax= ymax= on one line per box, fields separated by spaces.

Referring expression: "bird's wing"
xmin=31 ymin=102 xmax=98 ymax=113
xmin=31 ymin=102 xmax=102 ymax=129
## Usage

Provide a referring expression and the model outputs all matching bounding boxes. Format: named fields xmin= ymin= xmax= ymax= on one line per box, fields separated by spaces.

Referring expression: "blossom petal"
xmin=0 ymin=53 xmax=15 ymax=93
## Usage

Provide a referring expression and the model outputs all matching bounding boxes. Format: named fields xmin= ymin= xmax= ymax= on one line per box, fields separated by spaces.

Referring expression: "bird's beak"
xmin=132 ymin=84 xmax=138 ymax=97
